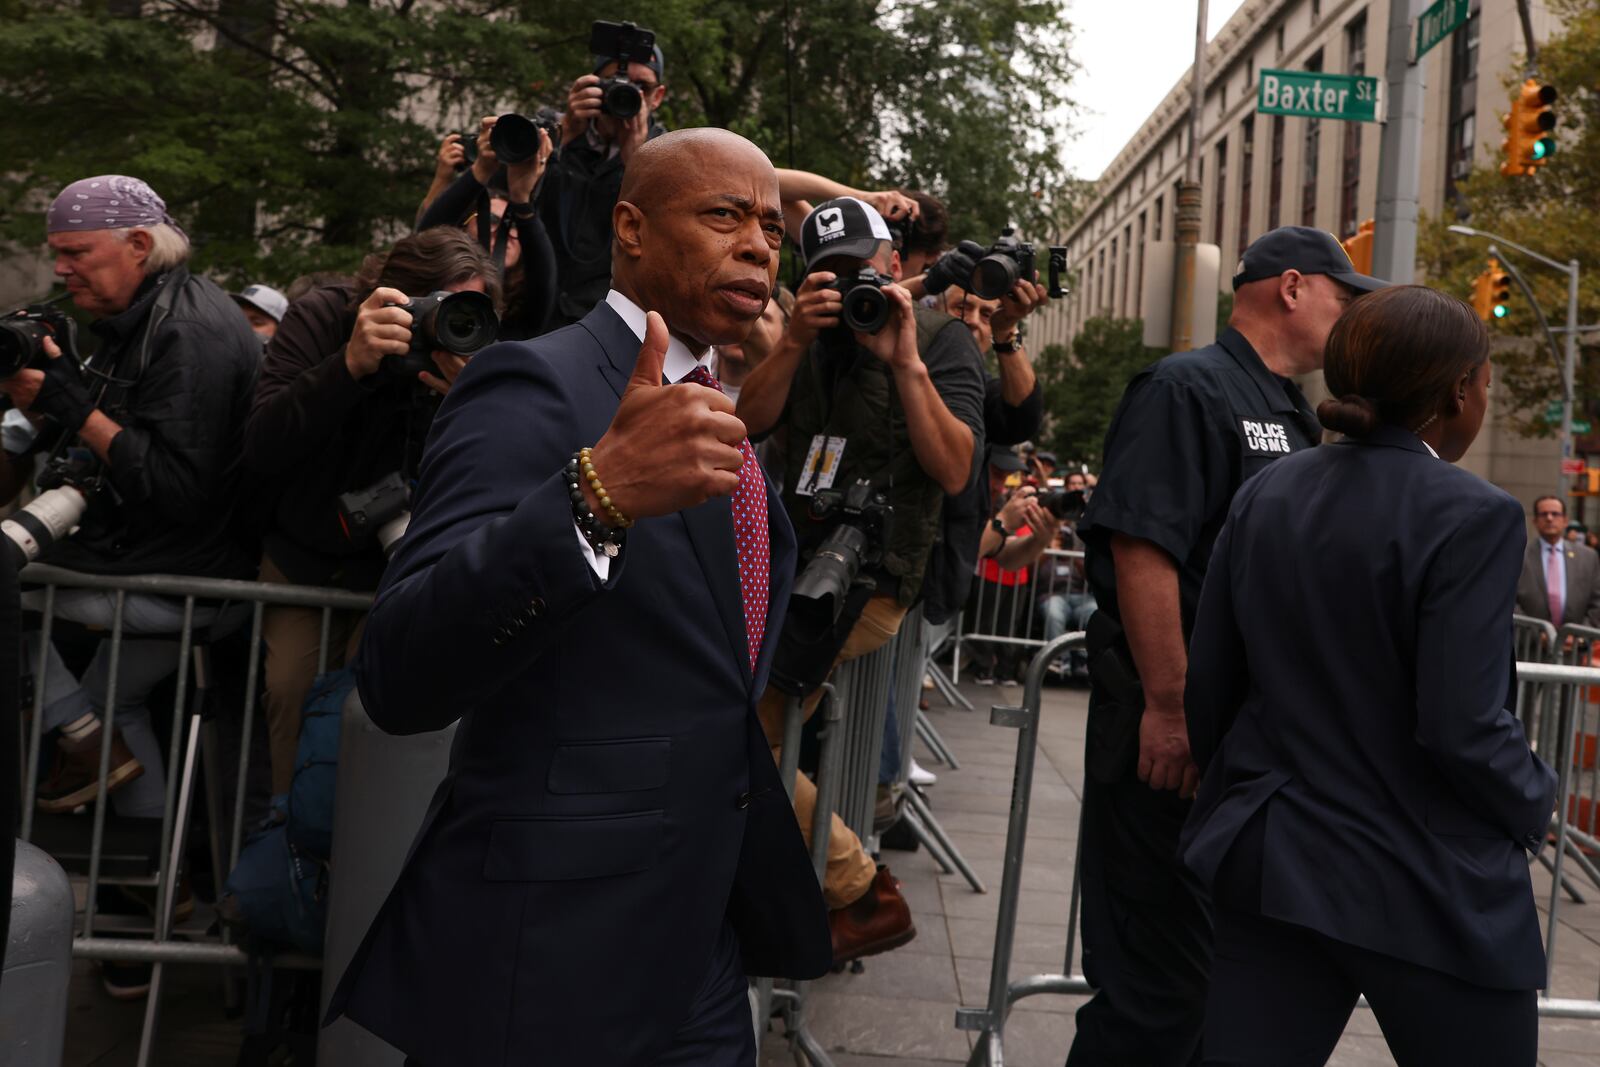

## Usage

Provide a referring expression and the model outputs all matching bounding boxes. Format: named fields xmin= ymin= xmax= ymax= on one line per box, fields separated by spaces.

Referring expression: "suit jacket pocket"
xmin=547 ymin=737 xmax=672 ymax=794
xmin=1426 ymin=801 xmax=1506 ymax=840
xmin=483 ymin=810 xmax=665 ymax=881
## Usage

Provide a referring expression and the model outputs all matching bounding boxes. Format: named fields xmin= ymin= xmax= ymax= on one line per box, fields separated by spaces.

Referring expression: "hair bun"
xmin=1317 ymin=394 xmax=1378 ymax=438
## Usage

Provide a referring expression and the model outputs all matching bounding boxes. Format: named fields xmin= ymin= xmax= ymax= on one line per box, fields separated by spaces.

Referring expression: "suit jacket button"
xmin=736 ymin=792 xmax=753 ymax=810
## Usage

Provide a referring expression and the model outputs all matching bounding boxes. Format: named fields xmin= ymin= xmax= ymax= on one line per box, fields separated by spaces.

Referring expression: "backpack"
xmin=223 ymin=666 xmax=356 ymax=954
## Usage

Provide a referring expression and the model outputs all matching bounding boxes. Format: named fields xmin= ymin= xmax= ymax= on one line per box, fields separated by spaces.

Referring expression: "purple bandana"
xmin=47 ymin=175 xmax=183 ymax=235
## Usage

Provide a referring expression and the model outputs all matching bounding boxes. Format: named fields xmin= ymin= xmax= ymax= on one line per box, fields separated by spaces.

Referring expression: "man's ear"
xmin=1278 ymin=269 xmax=1303 ymax=311
xmin=889 ymin=248 xmax=903 ymax=283
xmin=613 ymin=201 xmax=645 ymax=261
xmin=124 ymin=228 xmax=154 ymax=267
xmin=648 ymin=85 xmax=667 ymax=110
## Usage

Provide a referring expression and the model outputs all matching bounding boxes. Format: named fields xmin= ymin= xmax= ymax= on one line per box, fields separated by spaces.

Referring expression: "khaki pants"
xmin=260 ymin=556 xmax=367 ymax=796
xmin=757 ymin=594 xmax=908 ymax=909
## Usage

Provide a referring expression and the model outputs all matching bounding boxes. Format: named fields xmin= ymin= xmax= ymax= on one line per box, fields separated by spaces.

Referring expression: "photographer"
xmin=965 ymin=450 xmax=1054 ymax=684
xmin=738 ymin=197 xmax=984 ymax=965
xmin=243 ymin=227 xmax=501 ymax=797
xmin=3 ymin=177 xmax=258 ymax=845
xmin=541 ymin=23 xmax=668 ymax=326
xmin=416 ymin=115 xmax=558 ymax=340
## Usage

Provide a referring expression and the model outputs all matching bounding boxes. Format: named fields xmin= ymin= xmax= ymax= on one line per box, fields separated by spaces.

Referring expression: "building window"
xmin=1238 ymin=117 xmax=1254 ymax=254
xmin=1122 ymin=224 xmax=1133 ymax=317
xmin=1268 ymin=115 xmax=1285 ymax=229
xmin=1340 ymin=15 xmax=1367 ymax=236
xmin=1213 ymin=137 xmax=1228 ymax=245
xmin=1312 ymin=0 xmax=1321 ymax=22
xmin=1109 ymin=237 xmax=1119 ymax=312
xmin=1097 ymin=247 xmax=1106 ymax=310
xmin=1445 ymin=1 xmax=1482 ymax=206
xmin=1245 ymin=56 xmax=1254 ymax=90
xmin=1275 ymin=23 xmax=1285 ymax=59
xmin=1136 ymin=211 xmax=1147 ymax=316
xmin=1154 ymin=195 xmax=1165 ymax=241
xmin=1301 ymin=50 xmax=1323 ymax=227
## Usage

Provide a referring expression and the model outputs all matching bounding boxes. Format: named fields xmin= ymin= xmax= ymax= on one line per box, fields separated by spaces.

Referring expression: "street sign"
xmin=1575 ymin=420 xmax=1593 ymax=435
xmin=1258 ymin=69 xmax=1383 ymax=123
xmin=1563 ymin=458 xmax=1586 ymax=476
xmin=1412 ymin=0 xmax=1470 ymax=64
xmin=1547 ymin=400 xmax=1564 ymax=422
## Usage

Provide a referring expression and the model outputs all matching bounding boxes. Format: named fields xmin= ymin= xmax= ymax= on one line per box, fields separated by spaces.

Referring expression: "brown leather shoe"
xmin=36 ymin=719 xmax=144 ymax=813
xmin=829 ymin=865 xmax=916 ymax=967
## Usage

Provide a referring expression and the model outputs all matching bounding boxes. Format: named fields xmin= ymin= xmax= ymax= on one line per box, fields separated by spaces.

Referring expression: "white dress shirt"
xmin=573 ymin=292 xmax=715 ymax=579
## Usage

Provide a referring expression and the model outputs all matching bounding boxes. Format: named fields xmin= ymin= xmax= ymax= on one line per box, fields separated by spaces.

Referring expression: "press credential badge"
xmin=794 ymin=434 xmax=847 ymax=496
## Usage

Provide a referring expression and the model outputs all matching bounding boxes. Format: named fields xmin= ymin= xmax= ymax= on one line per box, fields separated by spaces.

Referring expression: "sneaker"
xmin=829 ymin=865 xmax=916 ymax=968
xmin=37 ymin=719 xmax=144 ymax=813
xmin=909 ymin=760 xmax=938 ymax=787
xmin=974 ymin=674 xmax=996 ymax=687
xmin=100 ymin=960 xmax=152 ymax=1001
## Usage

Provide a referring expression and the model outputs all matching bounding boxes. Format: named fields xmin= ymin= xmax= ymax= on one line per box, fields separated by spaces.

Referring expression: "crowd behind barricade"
xmin=0 ymin=16 xmax=1085 ymax=1032
xmin=1 ymin=17 xmax=1571 ymax=1067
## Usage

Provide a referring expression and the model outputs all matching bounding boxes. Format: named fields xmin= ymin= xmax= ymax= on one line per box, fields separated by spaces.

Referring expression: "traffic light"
xmin=1340 ymin=219 xmax=1374 ymax=276
xmin=1501 ymin=79 xmax=1557 ymax=177
xmin=1470 ymin=258 xmax=1512 ymax=322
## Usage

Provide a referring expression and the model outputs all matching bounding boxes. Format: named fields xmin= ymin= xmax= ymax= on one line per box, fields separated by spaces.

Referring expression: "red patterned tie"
xmin=684 ymin=365 xmax=769 ymax=672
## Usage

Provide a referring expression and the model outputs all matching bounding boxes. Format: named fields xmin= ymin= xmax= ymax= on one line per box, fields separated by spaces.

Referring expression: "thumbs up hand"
xmin=585 ymin=311 xmax=749 ymax=521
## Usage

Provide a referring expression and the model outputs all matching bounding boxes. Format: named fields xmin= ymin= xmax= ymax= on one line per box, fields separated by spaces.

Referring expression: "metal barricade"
xmin=12 ymin=563 xmax=370 ymax=1066
xmin=952 ymin=549 xmax=1085 ymax=684
xmin=955 ymin=639 xmax=1600 ymax=1067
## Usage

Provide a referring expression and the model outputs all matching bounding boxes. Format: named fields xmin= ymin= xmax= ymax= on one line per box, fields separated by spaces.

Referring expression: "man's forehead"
xmin=48 ymin=230 xmax=112 ymax=250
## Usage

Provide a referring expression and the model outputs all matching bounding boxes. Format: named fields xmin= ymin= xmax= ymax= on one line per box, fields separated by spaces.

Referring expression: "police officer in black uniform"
xmin=1065 ymin=227 xmax=1388 ymax=1066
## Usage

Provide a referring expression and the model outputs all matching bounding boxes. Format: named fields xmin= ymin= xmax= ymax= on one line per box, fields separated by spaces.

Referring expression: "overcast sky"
xmin=1064 ymin=0 xmax=1249 ymax=180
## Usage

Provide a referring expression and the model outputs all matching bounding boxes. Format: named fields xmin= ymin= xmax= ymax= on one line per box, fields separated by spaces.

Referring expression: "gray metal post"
xmin=1373 ymin=0 xmax=1427 ymax=282
xmin=4 ymin=841 xmax=74 ymax=1067
xmin=1565 ymin=260 xmax=1580 ymax=482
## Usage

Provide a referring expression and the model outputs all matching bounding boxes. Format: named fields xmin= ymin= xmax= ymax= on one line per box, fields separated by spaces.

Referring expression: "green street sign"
xmin=1575 ymin=420 xmax=1593 ymax=435
xmin=1547 ymin=401 xmax=1565 ymax=422
xmin=1257 ymin=69 xmax=1383 ymax=123
xmin=1413 ymin=0 xmax=1470 ymax=63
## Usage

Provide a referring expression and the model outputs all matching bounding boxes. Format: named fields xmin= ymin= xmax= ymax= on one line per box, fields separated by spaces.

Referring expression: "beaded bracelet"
xmin=564 ymin=451 xmax=625 ymax=558
xmin=578 ymin=447 xmax=634 ymax=529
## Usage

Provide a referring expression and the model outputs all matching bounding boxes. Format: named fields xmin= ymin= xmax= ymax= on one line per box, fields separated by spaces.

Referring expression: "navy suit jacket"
xmin=1180 ymin=424 xmax=1557 ymax=990
xmin=325 ymin=303 xmax=832 ymax=1065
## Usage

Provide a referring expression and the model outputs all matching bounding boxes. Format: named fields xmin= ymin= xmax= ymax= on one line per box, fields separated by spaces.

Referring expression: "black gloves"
xmin=920 ymin=240 xmax=985 ymax=296
xmin=33 ymin=355 xmax=97 ymax=434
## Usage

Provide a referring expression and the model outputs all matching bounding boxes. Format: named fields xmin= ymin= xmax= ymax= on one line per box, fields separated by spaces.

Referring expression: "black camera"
xmin=1047 ymin=246 xmax=1068 ymax=299
xmin=825 ymin=268 xmax=894 ymax=334
xmin=489 ymin=111 xmax=559 ymax=165
xmin=380 ymin=289 xmax=499 ymax=381
xmin=1038 ymin=488 xmax=1087 ymax=523
xmin=590 ymin=20 xmax=658 ymax=119
xmin=792 ymin=479 xmax=894 ymax=625
xmin=453 ymin=131 xmax=479 ymax=171
xmin=337 ymin=472 xmax=411 ymax=558
xmin=971 ymin=229 xmax=1035 ymax=301
xmin=0 ymin=304 xmax=79 ymax=381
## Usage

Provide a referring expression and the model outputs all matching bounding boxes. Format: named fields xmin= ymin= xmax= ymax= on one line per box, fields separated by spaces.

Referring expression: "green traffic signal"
xmin=1534 ymin=137 xmax=1555 ymax=160
xmin=1493 ymin=304 xmax=1509 ymax=319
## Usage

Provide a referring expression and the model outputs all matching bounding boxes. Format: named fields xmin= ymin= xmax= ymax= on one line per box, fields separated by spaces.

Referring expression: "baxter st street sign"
xmin=1257 ymin=69 xmax=1384 ymax=123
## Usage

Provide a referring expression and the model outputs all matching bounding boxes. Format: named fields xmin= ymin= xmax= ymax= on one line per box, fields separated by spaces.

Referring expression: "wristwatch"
xmin=993 ymin=334 xmax=1022 ymax=354
xmin=990 ymin=516 xmax=1011 ymax=543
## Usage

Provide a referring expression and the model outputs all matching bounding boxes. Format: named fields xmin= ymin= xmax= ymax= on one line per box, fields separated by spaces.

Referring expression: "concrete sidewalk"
xmin=759 ymin=677 xmax=1600 ymax=1067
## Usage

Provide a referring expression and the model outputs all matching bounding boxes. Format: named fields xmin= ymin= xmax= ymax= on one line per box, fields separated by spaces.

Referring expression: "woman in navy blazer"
xmin=1181 ymin=285 xmax=1557 ymax=1066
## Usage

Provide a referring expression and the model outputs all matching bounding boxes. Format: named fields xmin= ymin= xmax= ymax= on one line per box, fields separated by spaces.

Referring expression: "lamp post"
xmin=1448 ymin=224 xmax=1580 ymax=496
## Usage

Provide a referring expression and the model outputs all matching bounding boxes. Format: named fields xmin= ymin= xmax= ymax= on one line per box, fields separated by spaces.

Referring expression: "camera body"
xmin=0 ymin=304 xmax=79 ymax=381
xmin=380 ymin=289 xmax=500 ymax=382
xmin=971 ymin=229 xmax=1036 ymax=301
xmin=337 ymin=472 xmax=411 ymax=558
xmin=590 ymin=20 xmax=658 ymax=119
xmin=453 ymin=132 xmax=479 ymax=171
xmin=3 ymin=454 xmax=100 ymax=570
xmin=488 ymin=112 xmax=560 ymax=165
xmin=825 ymin=268 xmax=894 ymax=334
xmin=1037 ymin=487 xmax=1087 ymax=523
xmin=792 ymin=479 xmax=894 ymax=623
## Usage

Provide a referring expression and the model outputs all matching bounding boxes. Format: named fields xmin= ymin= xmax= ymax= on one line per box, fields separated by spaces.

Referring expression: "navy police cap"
xmin=1231 ymin=225 xmax=1390 ymax=293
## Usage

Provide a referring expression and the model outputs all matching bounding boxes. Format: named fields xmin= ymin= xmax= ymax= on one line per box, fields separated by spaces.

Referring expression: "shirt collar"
xmin=604 ymin=290 xmax=709 ymax=383
xmin=1217 ymin=327 xmax=1299 ymax=416
xmin=1419 ymin=438 xmax=1439 ymax=459
xmin=90 ymin=270 xmax=168 ymax=343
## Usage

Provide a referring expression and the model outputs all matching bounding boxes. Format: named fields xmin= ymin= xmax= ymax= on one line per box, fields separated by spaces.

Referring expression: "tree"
xmin=0 ymin=0 xmax=1077 ymax=289
xmin=1035 ymin=316 xmax=1161 ymax=470
xmin=1417 ymin=0 xmax=1600 ymax=436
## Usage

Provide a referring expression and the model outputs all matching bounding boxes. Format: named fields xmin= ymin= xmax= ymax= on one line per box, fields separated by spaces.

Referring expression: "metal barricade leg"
xmin=915 ymin=711 xmax=961 ymax=770
xmin=903 ymin=785 xmax=985 ymax=893
xmin=900 ymin=805 xmax=956 ymax=875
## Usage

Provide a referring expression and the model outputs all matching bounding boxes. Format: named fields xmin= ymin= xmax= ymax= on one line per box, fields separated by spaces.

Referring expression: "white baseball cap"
xmin=231 ymin=283 xmax=289 ymax=322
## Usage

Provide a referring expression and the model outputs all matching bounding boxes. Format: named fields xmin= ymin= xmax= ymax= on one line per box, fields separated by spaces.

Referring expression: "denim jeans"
xmin=1039 ymin=592 xmax=1097 ymax=668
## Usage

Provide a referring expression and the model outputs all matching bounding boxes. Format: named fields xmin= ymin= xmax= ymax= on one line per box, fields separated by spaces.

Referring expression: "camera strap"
xmin=472 ymin=188 xmax=516 ymax=275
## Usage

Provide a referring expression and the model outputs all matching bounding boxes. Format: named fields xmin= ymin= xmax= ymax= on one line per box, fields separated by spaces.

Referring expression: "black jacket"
xmin=537 ymin=121 xmax=665 ymax=326
xmin=35 ymin=269 xmax=258 ymax=579
xmin=243 ymin=284 xmax=437 ymax=590
xmin=416 ymin=170 xmax=558 ymax=340
xmin=1182 ymin=424 xmax=1556 ymax=990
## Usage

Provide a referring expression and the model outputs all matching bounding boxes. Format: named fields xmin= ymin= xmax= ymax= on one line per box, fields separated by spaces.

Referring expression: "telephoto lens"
xmin=2 ymin=486 xmax=86 ymax=570
xmin=489 ymin=114 xmax=540 ymax=165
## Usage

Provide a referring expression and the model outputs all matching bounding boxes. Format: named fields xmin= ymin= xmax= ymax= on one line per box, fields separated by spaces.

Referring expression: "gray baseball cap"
xmin=231 ymin=284 xmax=288 ymax=322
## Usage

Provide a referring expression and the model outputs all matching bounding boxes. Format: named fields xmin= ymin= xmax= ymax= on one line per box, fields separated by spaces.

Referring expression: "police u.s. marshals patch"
xmin=1238 ymin=417 xmax=1294 ymax=456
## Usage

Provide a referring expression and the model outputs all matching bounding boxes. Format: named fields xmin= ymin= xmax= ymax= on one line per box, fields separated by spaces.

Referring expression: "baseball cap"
xmin=987 ymin=445 xmax=1027 ymax=473
xmin=1231 ymin=226 xmax=1389 ymax=293
xmin=801 ymin=197 xmax=894 ymax=272
xmin=231 ymin=284 xmax=288 ymax=323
